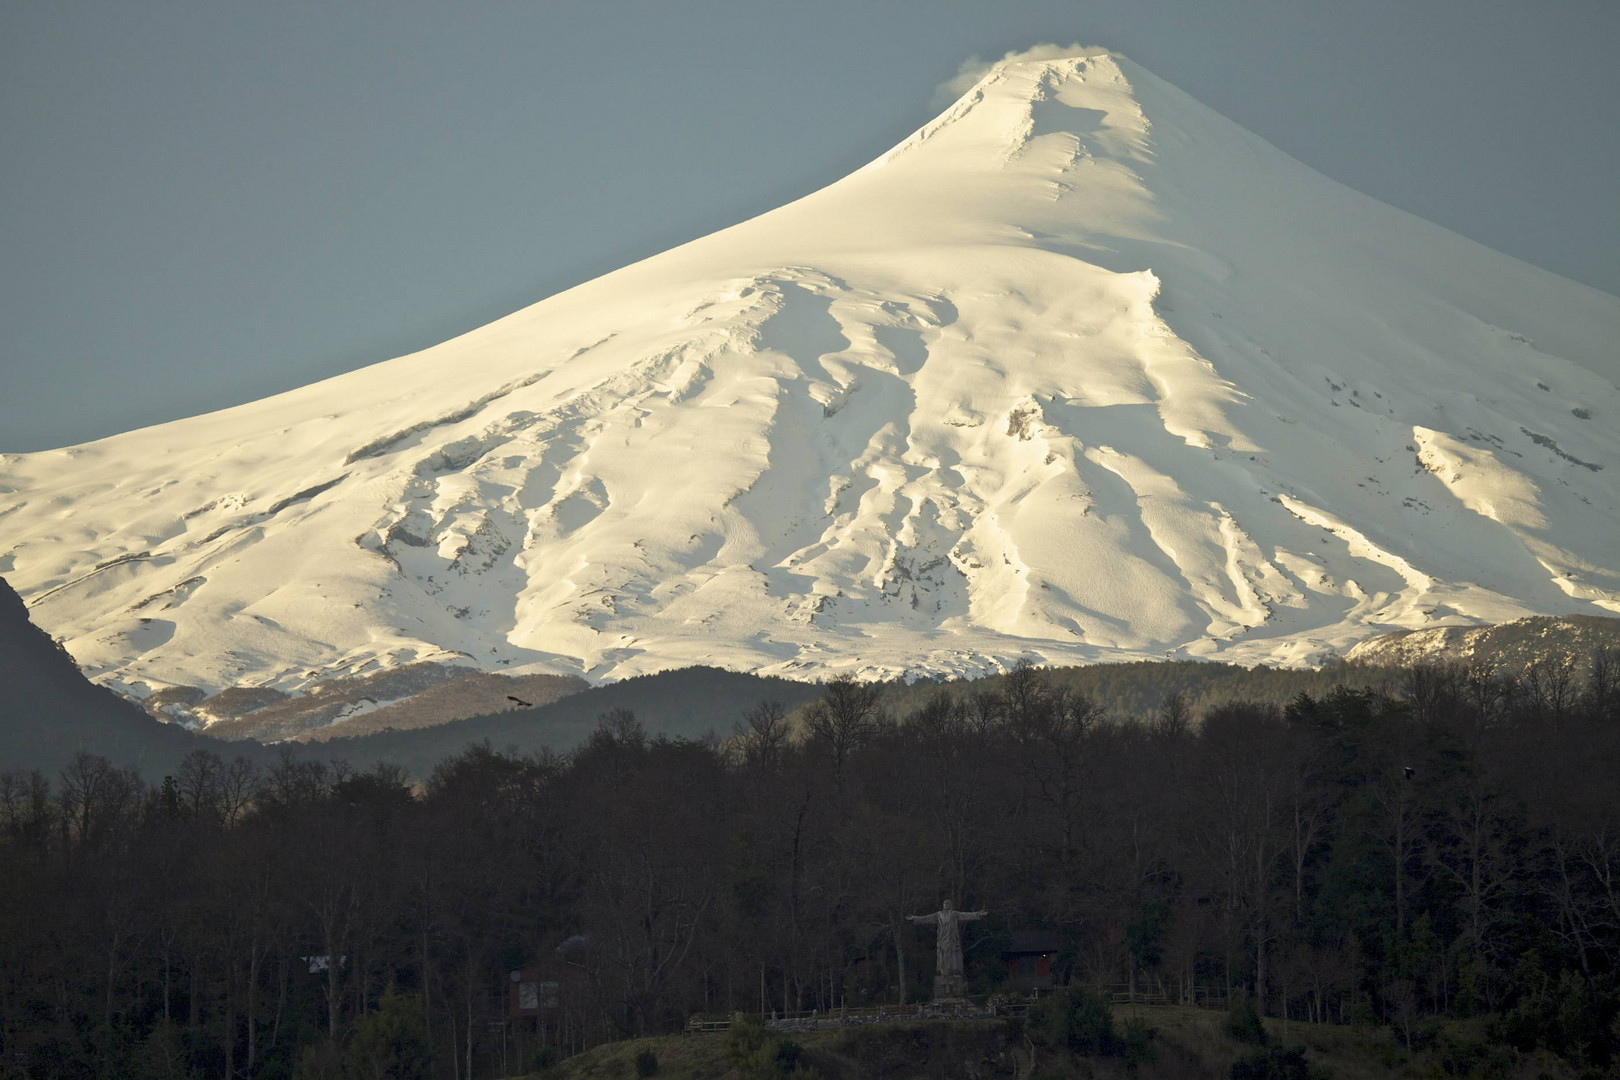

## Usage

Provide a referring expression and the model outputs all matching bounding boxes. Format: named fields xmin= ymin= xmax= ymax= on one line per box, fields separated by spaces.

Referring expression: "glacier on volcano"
xmin=2 ymin=50 xmax=1617 ymax=709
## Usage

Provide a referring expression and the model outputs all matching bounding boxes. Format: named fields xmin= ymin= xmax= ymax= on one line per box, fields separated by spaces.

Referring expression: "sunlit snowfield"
xmin=3 ymin=53 xmax=1616 ymax=702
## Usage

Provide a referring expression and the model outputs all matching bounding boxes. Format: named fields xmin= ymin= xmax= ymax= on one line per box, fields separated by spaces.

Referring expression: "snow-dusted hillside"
xmin=3 ymin=51 xmax=1617 ymax=709
xmin=1345 ymin=616 xmax=1620 ymax=673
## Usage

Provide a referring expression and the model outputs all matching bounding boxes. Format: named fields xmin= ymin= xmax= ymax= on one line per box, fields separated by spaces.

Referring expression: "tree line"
xmin=2 ymin=651 xmax=1618 ymax=1078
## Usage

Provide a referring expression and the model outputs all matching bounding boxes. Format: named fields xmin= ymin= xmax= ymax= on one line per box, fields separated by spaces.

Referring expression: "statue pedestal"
xmin=933 ymin=974 xmax=968 ymax=1002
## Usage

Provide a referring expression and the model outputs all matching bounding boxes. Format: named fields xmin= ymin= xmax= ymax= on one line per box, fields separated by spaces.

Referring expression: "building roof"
xmin=1003 ymin=931 xmax=1064 ymax=955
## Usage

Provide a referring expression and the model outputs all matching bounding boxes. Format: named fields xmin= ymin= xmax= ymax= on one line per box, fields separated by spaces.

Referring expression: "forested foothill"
xmin=2 ymin=649 xmax=1620 ymax=1079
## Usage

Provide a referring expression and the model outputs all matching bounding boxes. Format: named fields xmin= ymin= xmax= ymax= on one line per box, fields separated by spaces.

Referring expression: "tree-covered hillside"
xmin=3 ymin=651 xmax=1618 ymax=1077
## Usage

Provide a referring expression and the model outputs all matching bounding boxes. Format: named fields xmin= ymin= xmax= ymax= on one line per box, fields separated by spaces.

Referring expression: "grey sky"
xmin=2 ymin=1 xmax=1616 ymax=452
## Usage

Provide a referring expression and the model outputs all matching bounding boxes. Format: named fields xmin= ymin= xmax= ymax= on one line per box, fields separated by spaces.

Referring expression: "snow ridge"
xmin=1 ymin=51 xmax=1617 ymax=710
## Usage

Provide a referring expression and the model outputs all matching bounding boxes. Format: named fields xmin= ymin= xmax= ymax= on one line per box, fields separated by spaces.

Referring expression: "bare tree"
xmin=803 ymin=674 xmax=884 ymax=806
xmin=1582 ymin=647 xmax=1620 ymax=723
xmin=220 ymin=755 xmax=260 ymax=827
xmin=176 ymin=749 xmax=225 ymax=822
xmin=1522 ymin=654 xmax=1579 ymax=727
xmin=58 ymin=752 xmax=141 ymax=852
xmin=738 ymin=700 xmax=791 ymax=773
xmin=1192 ymin=704 xmax=1290 ymax=1013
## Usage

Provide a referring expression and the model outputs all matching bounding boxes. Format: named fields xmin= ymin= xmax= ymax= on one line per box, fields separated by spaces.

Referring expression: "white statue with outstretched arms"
xmin=907 ymin=898 xmax=987 ymax=981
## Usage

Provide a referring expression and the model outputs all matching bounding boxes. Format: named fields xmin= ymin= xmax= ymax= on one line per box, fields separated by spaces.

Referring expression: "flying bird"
xmin=507 ymin=695 xmax=534 ymax=708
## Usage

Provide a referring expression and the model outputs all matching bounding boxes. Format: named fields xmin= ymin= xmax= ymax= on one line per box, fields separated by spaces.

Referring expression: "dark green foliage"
xmin=127 ymin=1019 xmax=200 ymax=1080
xmin=1125 ymin=899 xmax=1170 ymax=972
xmin=724 ymin=1015 xmax=806 ymax=1077
xmin=1225 ymin=995 xmax=1268 ymax=1047
xmin=1230 ymin=1044 xmax=1326 ymax=1080
xmin=1489 ymin=970 xmax=1619 ymax=1072
xmin=1429 ymin=1021 xmax=1513 ymax=1078
xmin=1120 ymin=1016 xmax=1157 ymax=1068
xmin=292 ymin=1038 xmax=344 ymax=1080
xmin=344 ymin=989 xmax=432 ymax=1080
xmin=634 ymin=1046 xmax=660 ymax=1076
xmin=1030 ymin=986 xmax=1128 ymax=1057
xmin=775 ymin=1038 xmax=804 ymax=1074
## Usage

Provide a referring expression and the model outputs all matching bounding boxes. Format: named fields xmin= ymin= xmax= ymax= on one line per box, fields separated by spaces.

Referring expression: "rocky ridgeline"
xmin=1345 ymin=614 xmax=1620 ymax=673
xmin=139 ymin=661 xmax=586 ymax=742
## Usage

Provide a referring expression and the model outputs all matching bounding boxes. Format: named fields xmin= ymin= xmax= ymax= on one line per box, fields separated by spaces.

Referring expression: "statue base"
xmin=932 ymin=974 xmax=968 ymax=1002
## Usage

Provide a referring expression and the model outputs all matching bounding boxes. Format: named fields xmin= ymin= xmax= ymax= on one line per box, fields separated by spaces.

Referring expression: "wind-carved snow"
xmin=1 ymin=51 xmax=1617 ymax=708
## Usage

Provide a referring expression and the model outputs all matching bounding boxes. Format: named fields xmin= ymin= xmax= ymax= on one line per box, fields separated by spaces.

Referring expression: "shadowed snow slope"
xmin=3 ymin=52 xmax=1617 ymax=707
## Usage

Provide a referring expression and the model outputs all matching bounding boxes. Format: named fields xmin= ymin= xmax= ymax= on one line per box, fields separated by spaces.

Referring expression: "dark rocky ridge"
xmin=0 ymin=575 xmax=237 ymax=776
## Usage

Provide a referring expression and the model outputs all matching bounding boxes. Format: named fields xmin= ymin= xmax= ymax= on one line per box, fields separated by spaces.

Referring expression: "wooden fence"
xmin=686 ymin=984 xmax=1232 ymax=1035
xmin=1111 ymin=983 xmax=1230 ymax=1010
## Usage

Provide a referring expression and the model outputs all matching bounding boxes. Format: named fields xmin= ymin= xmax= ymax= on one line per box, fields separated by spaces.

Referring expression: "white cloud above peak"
xmin=930 ymin=43 xmax=1116 ymax=108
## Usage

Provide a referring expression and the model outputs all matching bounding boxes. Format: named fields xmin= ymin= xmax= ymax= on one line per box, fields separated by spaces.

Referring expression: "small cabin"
xmin=1001 ymin=930 xmax=1063 ymax=991
xmin=507 ymin=934 xmax=589 ymax=1018
xmin=507 ymin=962 xmax=559 ymax=1016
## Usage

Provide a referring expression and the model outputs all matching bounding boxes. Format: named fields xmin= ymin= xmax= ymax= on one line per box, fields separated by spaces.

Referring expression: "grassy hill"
xmin=532 ymin=1004 xmax=1575 ymax=1080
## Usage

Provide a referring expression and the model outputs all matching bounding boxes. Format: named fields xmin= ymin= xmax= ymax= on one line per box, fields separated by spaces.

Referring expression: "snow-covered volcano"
xmin=3 ymin=51 xmax=1617 ymax=704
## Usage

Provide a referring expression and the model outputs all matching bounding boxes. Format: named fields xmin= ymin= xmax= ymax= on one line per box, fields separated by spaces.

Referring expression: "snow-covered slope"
xmin=3 ymin=51 xmax=1617 ymax=707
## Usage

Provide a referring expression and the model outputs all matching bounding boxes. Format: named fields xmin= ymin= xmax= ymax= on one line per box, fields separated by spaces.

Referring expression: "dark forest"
xmin=3 ymin=653 xmax=1619 ymax=1078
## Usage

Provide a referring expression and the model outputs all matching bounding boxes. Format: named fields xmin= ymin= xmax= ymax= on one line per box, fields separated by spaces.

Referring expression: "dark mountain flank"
xmin=0 ymin=576 xmax=244 ymax=776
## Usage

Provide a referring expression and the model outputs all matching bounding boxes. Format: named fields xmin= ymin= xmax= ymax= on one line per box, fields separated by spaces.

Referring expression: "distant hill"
xmin=15 ymin=585 xmax=1611 ymax=783
xmin=292 ymin=670 xmax=589 ymax=742
xmin=882 ymin=658 xmax=1406 ymax=721
xmin=2 ymin=579 xmax=812 ymax=779
xmin=0 ymin=576 xmax=253 ymax=777
xmin=197 ymin=664 xmax=588 ymax=742
xmin=310 ymin=657 xmax=1416 ymax=777
xmin=1346 ymin=615 xmax=1620 ymax=673
xmin=310 ymin=666 xmax=825 ymax=776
